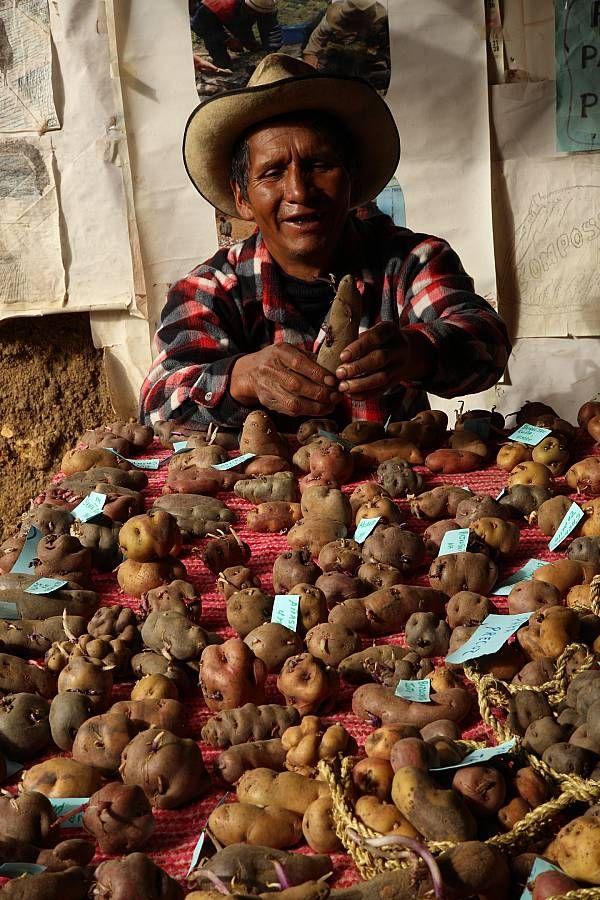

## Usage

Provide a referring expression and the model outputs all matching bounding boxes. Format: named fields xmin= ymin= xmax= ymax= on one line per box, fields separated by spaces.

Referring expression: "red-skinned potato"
xmin=118 ymin=510 xmax=182 ymax=562
xmin=246 ymin=502 xmax=302 ymax=533
xmin=329 ymin=584 xmax=446 ymax=635
xmin=446 ymin=591 xmax=493 ymax=628
xmin=272 ymin=549 xmax=321 ymax=593
xmin=242 ymin=455 xmax=291 ymax=476
xmin=199 ymin=638 xmax=267 ymax=711
xmin=290 ymin=583 xmax=328 ymax=633
xmin=451 ymin=765 xmax=506 ymax=817
xmin=423 ymin=519 xmax=459 ymax=555
xmin=352 ymin=683 xmax=471 ymax=727
xmin=296 ymin=418 xmax=338 ymax=445
xmin=93 ymin=853 xmax=183 ymax=900
xmin=315 ymin=571 xmax=365 ymax=607
xmin=163 ymin=466 xmax=240 ymax=495
xmin=83 ymin=783 xmax=154 ymax=855
xmin=428 ymin=551 xmax=498 ymax=595
xmin=508 ymin=579 xmax=561 ymax=614
xmin=292 ymin=437 xmax=336 ymax=473
xmin=277 ymin=653 xmax=339 ymax=716
xmin=351 ymin=439 xmax=424 ymax=469
xmin=425 ymin=449 xmax=481 ymax=474
xmin=202 ymin=531 xmax=251 ymax=574
xmin=308 ymin=443 xmax=353 ymax=485
xmin=239 ymin=411 xmax=291 ymax=460
xmin=410 ymin=485 xmax=472 ymax=520
xmin=33 ymin=533 xmax=92 ymax=586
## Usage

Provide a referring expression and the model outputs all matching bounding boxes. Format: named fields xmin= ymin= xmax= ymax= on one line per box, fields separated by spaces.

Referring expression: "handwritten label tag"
xmin=126 ymin=457 xmax=160 ymax=470
xmin=354 ymin=516 xmax=381 ymax=544
xmin=10 ymin=526 xmax=42 ymax=574
xmin=212 ymin=453 xmax=256 ymax=471
xmin=548 ymin=502 xmax=585 ymax=552
xmin=438 ymin=528 xmax=470 ymax=556
xmin=271 ymin=595 xmax=300 ymax=632
xmin=463 ymin=417 xmax=491 ymax=439
xmin=520 ymin=857 xmax=563 ymax=900
xmin=394 ymin=679 xmax=431 ymax=703
xmin=492 ymin=559 xmax=547 ymax=596
xmin=495 ymin=487 xmax=508 ymax=501
xmin=508 ymin=424 xmax=552 ymax=446
xmin=0 ymin=863 xmax=46 ymax=877
xmin=50 ymin=797 xmax=89 ymax=827
xmin=318 ymin=430 xmax=352 ymax=449
xmin=431 ymin=738 xmax=516 ymax=771
xmin=71 ymin=491 xmax=107 ymax=522
xmin=25 ymin=578 xmax=68 ymax=595
xmin=445 ymin=612 xmax=532 ymax=665
xmin=187 ymin=831 xmax=206 ymax=876
xmin=0 ymin=602 xmax=19 ymax=620
xmin=172 ymin=441 xmax=189 ymax=453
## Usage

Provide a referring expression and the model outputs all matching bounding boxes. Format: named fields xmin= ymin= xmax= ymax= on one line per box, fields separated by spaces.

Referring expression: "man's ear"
xmin=231 ymin=180 xmax=255 ymax=222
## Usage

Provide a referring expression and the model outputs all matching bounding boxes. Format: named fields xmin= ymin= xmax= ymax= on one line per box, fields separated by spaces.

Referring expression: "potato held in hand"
xmin=118 ymin=510 xmax=182 ymax=561
xmin=199 ymin=638 xmax=267 ymax=711
xmin=316 ymin=274 xmax=361 ymax=373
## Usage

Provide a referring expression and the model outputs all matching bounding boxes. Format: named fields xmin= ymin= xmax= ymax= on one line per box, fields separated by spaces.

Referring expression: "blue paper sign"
xmin=212 ymin=453 xmax=256 ymax=471
xmin=105 ymin=448 xmax=160 ymax=470
xmin=555 ymin=0 xmax=600 ymax=153
xmin=354 ymin=516 xmax=381 ymax=544
xmin=0 ymin=863 xmax=46 ymax=877
xmin=271 ymin=595 xmax=300 ymax=632
xmin=492 ymin=559 xmax=547 ymax=596
xmin=10 ymin=526 xmax=42 ymax=574
xmin=50 ymin=797 xmax=89 ymax=827
xmin=172 ymin=441 xmax=190 ymax=453
xmin=463 ymin=417 xmax=491 ymax=439
xmin=438 ymin=528 xmax=470 ymax=556
xmin=394 ymin=679 xmax=431 ymax=703
xmin=431 ymin=738 xmax=516 ymax=771
xmin=25 ymin=578 xmax=68 ymax=595
xmin=318 ymin=430 xmax=352 ymax=449
xmin=71 ymin=491 xmax=106 ymax=522
xmin=508 ymin=424 xmax=552 ymax=446
xmin=0 ymin=602 xmax=19 ymax=620
xmin=520 ymin=857 xmax=563 ymax=900
xmin=445 ymin=612 xmax=533 ymax=665
xmin=548 ymin=502 xmax=584 ymax=552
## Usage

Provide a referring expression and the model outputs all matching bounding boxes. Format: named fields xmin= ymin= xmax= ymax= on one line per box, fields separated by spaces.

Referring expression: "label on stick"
xmin=548 ymin=502 xmax=584 ymax=552
xmin=431 ymin=738 xmax=516 ymax=771
xmin=445 ymin=612 xmax=532 ymax=665
xmin=354 ymin=516 xmax=381 ymax=544
xmin=508 ymin=424 xmax=552 ymax=446
xmin=71 ymin=491 xmax=107 ymax=522
xmin=271 ymin=594 xmax=300 ymax=632
xmin=492 ymin=559 xmax=547 ymax=596
xmin=438 ymin=528 xmax=470 ymax=556
xmin=212 ymin=453 xmax=255 ymax=471
xmin=25 ymin=578 xmax=68 ymax=595
xmin=394 ymin=679 xmax=431 ymax=703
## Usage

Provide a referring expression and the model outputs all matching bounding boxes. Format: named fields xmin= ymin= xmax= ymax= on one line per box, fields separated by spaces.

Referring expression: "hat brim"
xmin=183 ymin=72 xmax=401 ymax=217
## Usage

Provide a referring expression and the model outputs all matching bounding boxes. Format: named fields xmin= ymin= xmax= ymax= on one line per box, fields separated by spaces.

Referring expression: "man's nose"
xmin=283 ymin=162 xmax=312 ymax=203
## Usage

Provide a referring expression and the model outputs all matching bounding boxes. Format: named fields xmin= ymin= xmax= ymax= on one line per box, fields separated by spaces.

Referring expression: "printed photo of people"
xmin=188 ymin=1 xmax=395 ymax=245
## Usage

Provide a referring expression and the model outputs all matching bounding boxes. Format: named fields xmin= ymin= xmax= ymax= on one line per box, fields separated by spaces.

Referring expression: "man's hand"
xmin=335 ymin=323 xmax=435 ymax=400
xmin=231 ymin=344 xmax=340 ymax=417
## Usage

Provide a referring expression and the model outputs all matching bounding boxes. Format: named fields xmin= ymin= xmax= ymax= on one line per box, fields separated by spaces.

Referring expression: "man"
xmin=191 ymin=0 xmax=282 ymax=70
xmin=303 ymin=0 xmax=389 ymax=85
xmin=140 ymin=53 xmax=511 ymax=430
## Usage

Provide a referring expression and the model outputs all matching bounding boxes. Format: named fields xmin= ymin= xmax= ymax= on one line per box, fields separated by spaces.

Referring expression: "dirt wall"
xmin=0 ymin=313 xmax=114 ymax=539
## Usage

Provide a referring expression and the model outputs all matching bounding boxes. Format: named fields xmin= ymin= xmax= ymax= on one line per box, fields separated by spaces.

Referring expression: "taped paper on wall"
xmin=555 ymin=0 xmax=600 ymax=152
xmin=0 ymin=0 xmax=58 ymax=133
xmin=0 ymin=136 xmax=64 ymax=310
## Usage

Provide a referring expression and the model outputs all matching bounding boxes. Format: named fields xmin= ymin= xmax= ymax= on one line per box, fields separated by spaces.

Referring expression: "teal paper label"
xmin=0 ymin=602 xmax=19 ymax=620
xmin=548 ymin=502 xmax=584 ymax=552
xmin=354 ymin=516 xmax=381 ymax=544
xmin=212 ymin=453 xmax=256 ymax=471
xmin=445 ymin=612 xmax=532 ymax=664
xmin=394 ymin=679 xmax=431 ymax=703
xmin=438 ymin=528 xmax=470 ymax=556
xmin=318 ymin=429 xmax=352 ymax=449
xmin=431 ymin=738 xmax=517 ymax=771
xmin=10 ymin=526 xmax=42 ymax=574
xmin=50 ymin=797 xmax=89 ymax=827
xmin=520 ymin=857 xmax=563 ymax=900
xmin=0 ymin=863 xmax=46 ymax=877
xmin=492 ymin=559 xmax=547 ymax=596
xmin=126 ymin=457 xmax=160 ymax=470
xmin=172 ymin=441 xmax=189 ymax=453
xmin=508 ymin=424 xmax=552 ymax=446
xmin=25 ymin=577 xmax=68 ymax=595
xmin=187 ymin=793 xmax=229 ymax=875
xmin=271 ymin=594 xmax=300 ymax=632
xmin=71 ymin=491 xmax=106 ymax=522
xmin=555 ymin=0 xmax=600 ymax=152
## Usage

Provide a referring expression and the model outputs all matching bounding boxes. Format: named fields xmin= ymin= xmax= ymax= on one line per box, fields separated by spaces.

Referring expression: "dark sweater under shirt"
xmin=280 ymin=270 xmax=335 ymax=334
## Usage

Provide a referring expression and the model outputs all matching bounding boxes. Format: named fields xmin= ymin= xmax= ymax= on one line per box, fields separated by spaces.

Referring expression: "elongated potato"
xmin=316 ymin=274 xmax=361 ymax=373
xmin=236 ymin=767 xmax=329 ymax=815
xmin=208 ymin=801 xmax=303 ymax=849
xmin=352 ymin=684 xmax=472 ymax=727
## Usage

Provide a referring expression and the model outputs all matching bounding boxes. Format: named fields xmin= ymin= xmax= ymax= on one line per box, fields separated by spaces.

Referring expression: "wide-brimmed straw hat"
xmin=244 ymin=0 xmax=276 ymax=13
xmin=183 ymin=53 xmax=400 ymax=217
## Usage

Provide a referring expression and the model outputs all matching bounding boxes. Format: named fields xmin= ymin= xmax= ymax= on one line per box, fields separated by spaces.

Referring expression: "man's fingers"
xmin=338 ymin=370 xmax=390 ymax=395
xmin=281 ymin=370 xmax=340 ymax=405
xmin=279 ymin=345 xmax=337 ymax=387
xmin=262 ymin=387 xmax=335 ymax=418
xmin=338 ymin=322 xmax=396 ymax=367
xmin=335 ymin=348 xmax=389 ymax=381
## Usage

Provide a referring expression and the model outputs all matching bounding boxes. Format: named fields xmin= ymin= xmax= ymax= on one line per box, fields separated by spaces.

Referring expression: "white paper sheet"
xmin=0 ymin=0 xmax=59 ymax=133
xmin=387 ymin=0 xmax=497 ymax=303
xmin=502 ymin=0 xmax=554 ymax=82
xmin=0 ymin=135 xmax=64 ymax=310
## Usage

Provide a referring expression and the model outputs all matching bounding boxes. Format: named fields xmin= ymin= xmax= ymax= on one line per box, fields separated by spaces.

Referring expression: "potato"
xmin=428 ymin=551 xmax=498 ymax=595
xmin=208 ymin=801 xmax=302 ymax=849
xmin=83 ymin=783 xmax=154 ymax=855
xmin=272 ymin=550 xmax=320 ymax=594
xmin=296 ymin=419 xmax=338 ymax=445
xmin=532 ymin=871 xmax=581 ymax=899
xmin=199 ymin=638 xmax=267 ymax=712
xmin=352 ymin=756 xmax=394 ymax=799
xmin=556 ymin=815 xmax=600 ymax=883
xmin=217 ymin=565 xmax=261 ymax=599
xmin=234 ymin=472 xmax=299 ymax=504
xmin=531 ymin=434 xmax=570 ymax=475
xmin=216 ymin=738 xmax=287 ymax=784
xmin=118 ymin=510 xmax=182 ymax=563
xmin=391 ymin=767 xmax=476 ymax=842
xmin=305 ymin=623 xmax=361 ymax=667
xmin=349 ymin=482 xmax=391 ymax=516
xmin=362 ymin=523 xmax=424 ymax=573
xmin=338 ymin=644 xmax=414 ymax=685
xmin=497 ymin=442 xmax=532 ymax=471
xmin=0 ymin=867 xmax=93 ymax=900
xmin=0 ymin=693 xmax=50 ymax=760
xmin=243 ymin=454 xmax=291 ymax=476
xmin=201 ymin=703 xmax=299 ymax=748
xmin=246 ymin=501 xmax=302 ymax=533
xmin=469 ymin=516 xmax=520 ymax=554
xmin=239 ymin=411 xmax=290 ymax=460
xmin=451 ymin=765 xmax=506 ymax=816
xmin=423 ymin=519 xmax=459 ymax=555
xmin=352 ymin=438 xmax=424 ymax=469
xmin=518 ymin=606 xmax=580 ymax=660
xmin=317 ymin=538 xmax=362 ymax=574
xmin=141 ymin=610 xmax=208 ymax=661
xmin=523 ymin=716 xmax=566 ymax=754
xmin=49 ymin=692 xmax=94 ymax=751
xmin=119 ymin=726 xmax=210 ymax=809
xmin=276 ymin=653 xmax=339 ymax=715
xmin=282 ymin=717 xmax=355 ymax=775
xmin=341 ymin=420 xmax=386 ymax=445
xmin=244 ymin=623 xmax=303 ymax=672
xmin=588 ymin=416 xmax=600 ymax=442
xmin=203 ymin=532 xmax=251 ymax=574
xmin=329 ymin=584 xmax=446 ymax=635
xmin=448 ymin=429 xmax=489 ymax=458
xmin=300 ymin=485 xmax=352 ymax=526
xmin=226 ymin=588 xmax=273 ymax=637
xmin=93 ymin=853 xmax=183 ymax=900
xmin=582 ymin=498 xmax=600 ymax=537
xmin=446 ymin=591 xmax=492 ymax=628
xmin=131 ymin=674 xmax=179 ymax=701
xmin=130 ymin=654 xmax=193 ymax=696
xmin=542 ymin=742 xmax=596 ymax=777
xmin=425 ymin=449 xmax=481 ymax=474
xmin=455 ymin=494 xmax=510 ymax=527
xmin=405 ymin=612 xmax=450 ymax=657
xmin=153 ymin=493 xmax=235 ymax=539
xmin=290 ymin=583 xmax=328 ymax=633
xmin=34 ymin=533 xmax=92 ymax=587
xmin=302 ymin=795 xmax=341 ymax=852
xmin=308 ymin=443 xmax=353 ymax=486
xmin=364 ymin=724 xmax=419 ymax=758
xmin=533 ymin=558 xmax=597 ymax=596
xmin=72 ymin=711 xmax=134 ymax=774
xmin=389 ymin=737 xmax=436 ymax=772
xmin=111 ymin=699 xmax=186 ymax=736
xmin=410 ymin=485 xmax=472 ymax=520
xmin=376 ymin=458 xmax=423 ymax=498
xmin=117 ymin=557 xmax=187 ymax=598
xmin=535 ymin=495 xmax=576 ymax=536
xmin=236 ymin=767 xmax=329 ymax=815
xmin=316 ymin=274 xmax=361 ymax=371
xmin=352 ymin=684 xmax=472 ymax=727
xmin=499 ymin=484 xmax=554 ymax=519
xmin=508 ymin=461 xmax=554 ymax=489
xmin=315 ymin=571 xmax=365 ymax=607
xmin=22 ymin=758 xmax=103 ymax=798
xmin=513 ymin=766 xmax=551 ymax=808
xmin=357 ymin=561 xmax=403 ymax=590
xmin=287 ymin=518 xmax=348 ymax=557
xmin=60 ymin=446 xmax=129 ymax=475
xmin=57 ymin=656 xmax=112 ymax=711
xmin=355 ymin=795 xmax=419 ymax=838
xmin=292 ymin=437 xmax=336 ymax=473
xmin=508 ymin=579 xmax=561 ymax=614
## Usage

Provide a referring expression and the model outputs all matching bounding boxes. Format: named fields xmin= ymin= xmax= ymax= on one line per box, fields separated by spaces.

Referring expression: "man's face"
xmin=232 ymin=120 xmax=352 ymax=277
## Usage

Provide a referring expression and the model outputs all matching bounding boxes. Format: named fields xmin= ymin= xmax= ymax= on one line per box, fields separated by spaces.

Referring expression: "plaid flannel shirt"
xmin=139 ymin=215 xmax=511 ymax=429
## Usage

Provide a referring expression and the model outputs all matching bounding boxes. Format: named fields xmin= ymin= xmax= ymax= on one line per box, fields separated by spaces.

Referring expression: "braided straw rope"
xmin=592 ymin=575 xmax=600 ymax=618
xmin=320 ymin=749 xmax=600 ymax=881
